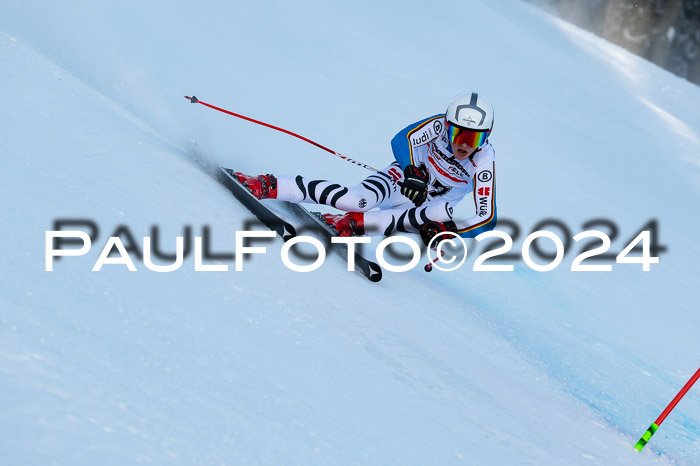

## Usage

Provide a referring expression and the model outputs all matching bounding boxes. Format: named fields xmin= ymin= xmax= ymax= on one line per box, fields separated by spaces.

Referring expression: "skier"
xmin=235 ymin=92 xmax=497 ymax=246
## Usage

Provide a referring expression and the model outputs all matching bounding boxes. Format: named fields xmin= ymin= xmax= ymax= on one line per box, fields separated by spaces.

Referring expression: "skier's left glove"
xmin=419 ymin=220 xmax=458 ymax=246
xmin=400 ymin=164 xmax=429 ymax=206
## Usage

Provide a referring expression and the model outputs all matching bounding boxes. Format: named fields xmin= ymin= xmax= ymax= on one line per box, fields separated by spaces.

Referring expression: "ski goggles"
xmin=446 ymin=122 xmax=491 ymax=148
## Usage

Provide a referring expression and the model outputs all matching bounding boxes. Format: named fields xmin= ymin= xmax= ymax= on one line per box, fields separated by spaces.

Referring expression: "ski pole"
xmin=635 ymin=367 xmax=700 ymax=451
xmin=184 ymin=95 xmax=380 ymax=172
xmin=424 ymin=247 xmax=445 ymax=272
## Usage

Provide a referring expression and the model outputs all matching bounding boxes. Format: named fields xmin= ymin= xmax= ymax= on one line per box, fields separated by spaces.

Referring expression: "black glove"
xmin=400 ymin=164 xmax=429 ymax=206
xmin=419 ymin=220 xmax=458 ymax=246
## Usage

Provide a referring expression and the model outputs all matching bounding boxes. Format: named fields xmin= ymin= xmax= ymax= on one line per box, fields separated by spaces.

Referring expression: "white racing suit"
xmin=276 ymin=114 xmax=497 ymax=238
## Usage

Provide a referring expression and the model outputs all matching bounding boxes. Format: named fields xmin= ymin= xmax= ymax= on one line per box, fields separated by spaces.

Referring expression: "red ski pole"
xmin=424 ymin=247 xmax=445 ymax=272
xmin=184 ymin=95 xmax=380 ymax=172
xmin=635 ymin=367 xmax=700 ymax=451
xmin=423 ymin=242 xmax=458 ymax=272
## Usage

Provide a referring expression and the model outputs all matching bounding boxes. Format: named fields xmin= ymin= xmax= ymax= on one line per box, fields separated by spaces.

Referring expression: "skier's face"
xmin=450 ymin=142 xmax=478 ymax=160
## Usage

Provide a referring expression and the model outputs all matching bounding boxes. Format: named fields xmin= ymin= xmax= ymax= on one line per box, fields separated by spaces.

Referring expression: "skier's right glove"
xmin=400 ymin=164 xmax=429 ymax=206
xmin=419 ymin=220 xmax=458 ymax=246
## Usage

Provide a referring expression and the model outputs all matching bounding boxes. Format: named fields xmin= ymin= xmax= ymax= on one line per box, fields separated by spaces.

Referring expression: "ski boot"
xmin=322 ymin=212 xmax=365 ymax=237
xmin=235 ymin=172 xmax=278 ymax=200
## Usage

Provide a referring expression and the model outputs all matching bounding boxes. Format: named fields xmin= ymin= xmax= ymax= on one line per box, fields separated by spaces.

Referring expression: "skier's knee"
xmin=334 ymin=190 xmax=380 ymax=212
xmin=424 ymin=201 xmax=454 ymax=223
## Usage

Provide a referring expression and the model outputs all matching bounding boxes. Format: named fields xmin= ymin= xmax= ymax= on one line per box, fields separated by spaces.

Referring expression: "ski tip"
xmin=185 ymin=95 xmax=198 ymax=103
xmin=281 ymin=224 xmax=297 ymax=242
xmin=367 ymin=263 xmax=383 ymax=282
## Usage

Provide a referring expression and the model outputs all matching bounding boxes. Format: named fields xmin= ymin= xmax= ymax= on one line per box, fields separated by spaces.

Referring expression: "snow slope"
xmin=1 ymin=0 xmax=699 ymax=464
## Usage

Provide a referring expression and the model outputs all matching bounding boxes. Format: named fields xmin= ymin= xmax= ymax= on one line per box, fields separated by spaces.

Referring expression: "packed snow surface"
xmin=1 ymin=0 xmax=699 ymax=464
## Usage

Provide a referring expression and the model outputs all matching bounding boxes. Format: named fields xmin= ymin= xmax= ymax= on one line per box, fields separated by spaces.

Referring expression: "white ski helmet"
xmin=445 ymin=92 xmax=494 ymax=148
